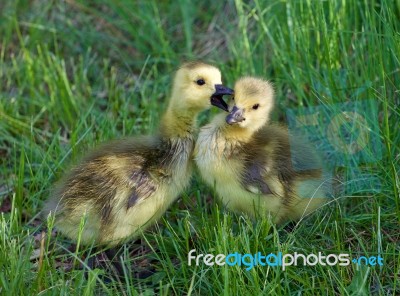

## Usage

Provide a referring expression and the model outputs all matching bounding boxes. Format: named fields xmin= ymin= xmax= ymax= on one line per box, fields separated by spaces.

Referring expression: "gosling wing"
xmin=52 ymin=136 xmax=170 ymax=215
xmin=240 ymin=125 xmax=323 ymax=196
xmin=91 ymin=136 xmax=172 ymax=209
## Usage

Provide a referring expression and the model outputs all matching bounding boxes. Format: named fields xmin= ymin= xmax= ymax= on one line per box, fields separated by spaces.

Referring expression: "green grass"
xmin=0 ymin=0 xmax=399 ymax=294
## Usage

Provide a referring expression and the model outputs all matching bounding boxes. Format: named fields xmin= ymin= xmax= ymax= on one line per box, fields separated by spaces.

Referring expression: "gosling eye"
xmin=232 ymin=97 xmax=235 ymax=101
xmin=252 ymin=104 xmax=260 ymax=110
xmin=196 ymin=79 xmax=205 ymax=86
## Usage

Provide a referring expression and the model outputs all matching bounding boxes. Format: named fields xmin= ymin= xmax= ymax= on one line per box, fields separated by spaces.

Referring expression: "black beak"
xmin=226 ymin=106 xmax=245 ymax=124
xmin=210 ymin=84 xmax=234 ymax=112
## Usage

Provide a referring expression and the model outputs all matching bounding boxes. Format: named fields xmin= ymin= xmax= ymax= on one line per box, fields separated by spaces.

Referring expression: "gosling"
xmin=194 ymin=77 xmax=329 ymax=224
xmin=44 ymin=62 xmax=233 ymax=246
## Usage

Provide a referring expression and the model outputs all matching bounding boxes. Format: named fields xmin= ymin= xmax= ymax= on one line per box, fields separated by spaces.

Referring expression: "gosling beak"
xmin=226 ymin=106 xmax=245 ymax=124
xmin=210 ymin=84 xmax=234 ymax=112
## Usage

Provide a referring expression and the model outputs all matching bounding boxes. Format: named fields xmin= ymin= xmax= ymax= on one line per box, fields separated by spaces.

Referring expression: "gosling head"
xmin=226 ymin=77 xmax=274 ymax=134
xmin=170 ymin=62 xmax=234 ymax=112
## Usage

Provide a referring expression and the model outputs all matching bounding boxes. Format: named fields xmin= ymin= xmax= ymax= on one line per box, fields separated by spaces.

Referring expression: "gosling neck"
xmin=160 ymin=105 xmax=198 ymax=139
xmin=213 ymin=113 xmax=255 ymax=143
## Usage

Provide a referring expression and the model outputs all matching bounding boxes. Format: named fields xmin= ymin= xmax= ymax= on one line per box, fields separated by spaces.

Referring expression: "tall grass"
xmin=0 ymin=0 xmax=399 ymax=294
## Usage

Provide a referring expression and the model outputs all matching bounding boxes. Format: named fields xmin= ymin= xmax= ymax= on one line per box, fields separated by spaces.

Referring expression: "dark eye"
xmin=252 ymin=104 xmax=260 ymax=110
xmin=232 ymin=97 xmax=235 ymax=100
xmin=196 ymin=79 xmax=205 ymax=86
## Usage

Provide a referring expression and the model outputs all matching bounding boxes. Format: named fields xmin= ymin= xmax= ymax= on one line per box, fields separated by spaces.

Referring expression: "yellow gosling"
xmin=44 ymin=62 xmax=233 ymax=246
xmin=195 ymin=77 xmax=329 ymax=224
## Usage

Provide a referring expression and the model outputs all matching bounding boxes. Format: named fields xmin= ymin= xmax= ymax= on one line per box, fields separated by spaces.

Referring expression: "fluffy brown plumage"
xmin=194 ymin=77 xmax=329 ymax=223
xmin=44 ymin=62 xmax=233 ymax=246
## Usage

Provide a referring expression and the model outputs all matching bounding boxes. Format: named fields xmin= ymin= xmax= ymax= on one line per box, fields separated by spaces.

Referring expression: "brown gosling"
xmin=194 ymin=77 xmax=329 ymax=224
xmin=44 ymin=62 xmax=233 ymax=246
